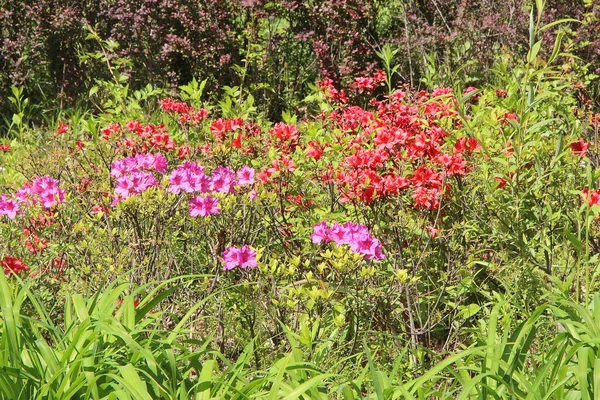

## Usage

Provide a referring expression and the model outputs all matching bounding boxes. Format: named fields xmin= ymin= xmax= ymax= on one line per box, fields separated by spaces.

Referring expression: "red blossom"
xmin=501 ymin=112 xmax=518 ymax=124
xmin=55 ymin=120 xmax=69 ymax=136
xmin=161 ymin=98 xmax=192 ymax=114
xmin=306 ymin=141 xmax=324 ymax=160
xmin=1 ymin=256 xmax=28 ymax=276
xmin=210 ymin=118 xmax=243 ymax=141
xmin=92 ymin=204 xmax=109 ymax=215
xmin=495 ymin=177 xmax=508 ymax=189
xmin=176 ymin=145 xmax=191 ymax=159
xmin=102 ymin=123 xmax=121 ymax=140
xmin=570 ymin=138 xmax=589 ymax=156
xmin=582 ymin=188 xmax=600 ymax=207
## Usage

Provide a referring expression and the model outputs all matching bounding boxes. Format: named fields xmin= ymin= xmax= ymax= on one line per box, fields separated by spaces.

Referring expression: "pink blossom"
xmin=189 ymin=196 xmax=219 ymax=217
xmin=30 ymin=177 xmax=65 ymax=208
xmin=168 ymin=162 xmax=210 ymax=194
xmin=236 ymin=166 xmax=255 ymax=185
xmin=329 ymin=222 xmax=348 ymax=244
xmin=114 ymin=172 xmax=158 ymax=200
xmin=0 ymin=196 xmax=19 ymax=219
xmin=311 ymin=221 xmax=331 ymax=244
xmin=222 ymin=245 xmax=257 ymax=270
xmin=211 ymin=166 xmax=236 ymax=193
xmin=111 ymin=153 xmax=168 ymax=177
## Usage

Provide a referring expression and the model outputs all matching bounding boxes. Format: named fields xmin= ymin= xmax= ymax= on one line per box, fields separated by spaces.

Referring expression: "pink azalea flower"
xmin=167 ymin=169 xmax=189 ymax=194
xmin=237 ymin=245 xmax=258 ymax=268
xmin=311 ymin=221 xmax=331 ymax=244
xmin=0 ymin=196 xmax=19 ymax=219
xmin=39 ymin=190 xmax=61 ymax=208
xmin=189 ymin=196 xmax=220 ymax=217
xmin=222 ymin=247 xmax=240 ymax=271
xmin=314 ymin=220 xmax=385 ymax=260
xmin=110 ymin=160 xmax=128 ymax=177
xmin=329 ymin=222 xmax=349 ymax=244
xmin=236 ymin=166 xmax=255 ymax=185
xmin=150 ymin=153 xmax=168 ymax=173
xmin=211 ymin=166 xmax=236 ymax=193
xmin=190 ymin=173 xmax=212 ymax=193
xmin=222 ymin=245 xmax=257 ymax=270
xmin=115 ymin=176 xmax=135 ymax=199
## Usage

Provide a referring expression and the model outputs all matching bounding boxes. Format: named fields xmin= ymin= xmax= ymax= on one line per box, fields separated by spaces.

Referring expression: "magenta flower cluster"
xmin=168 ymin=163 xmax=254 ymax=194
xmin=167 ymin=162 xmax=254 ymax=217
xmin=0 ymin=176 xmax=65 ymax=219
xmin=111 ymin=153 xmax=168 ymax=204
xmin=311 ymin=221 xmax=385 ymax=260
xmin=222 ymin=245 xmax=257 ymax=270
xmin=109 ymin=153 xmax=255 ymax=217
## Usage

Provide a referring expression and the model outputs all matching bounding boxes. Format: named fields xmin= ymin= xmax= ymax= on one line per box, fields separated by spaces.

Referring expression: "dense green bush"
xmin=2 ymin=0 xmax=600 ymax=125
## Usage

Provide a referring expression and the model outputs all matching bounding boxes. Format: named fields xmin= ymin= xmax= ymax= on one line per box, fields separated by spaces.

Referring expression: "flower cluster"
xmin=222 ymin=245 xmax=257 ymax=270
xmin=160 ymin=98 xmax=209 ymax=125
xmin=311 ymin=221 xmax=385 ymax=260
xmin=168 ymin=163 xmax=254 ymax=194
xmin=316 ymin=86 xmax=478 ymax=208
xmin=318 ymin=77 xmax=348 ymax=104
xmin=110 ymin=153 xmax=168 ymax=203
xmin=189 ymin=195 xmax=219 ymax=217
xmin=352 ymin=70 xmax=386 ymax=92
xmin=168 ymin=162 xmax=211 ymax=194
xmin=257 ymin=156 xmax=296 ymax=184
xmin=0 ymin=176 xmax=65 ymax=219
xmin=269 ymin=123 xmax=300 ymax=152
xmin=102 ymin=120 xmax=190 ymax=158
xmin=210 ymin=118 xmax=244 ymax=141
xmin=167 ymin=162 xmax=254 ymax=216
xmin=1 ymin=256 xmax=28 ymax=276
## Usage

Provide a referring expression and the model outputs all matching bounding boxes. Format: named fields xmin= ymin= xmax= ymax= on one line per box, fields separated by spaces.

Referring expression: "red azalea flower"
xmin=582 ymin=188 xmax=600 ymax=207
xmin=231 ymin=133 xmax=243 ymax=148
xmin=495 ymin=177 xmax=508 ymax=189
xmin=102 ymin=123 xmax=121 ymax=140
xmin=570 ymin=138 xmax=589 ymax=156
xmin=2 ymin=256 xmax=28 ymax=276
xmin=92 ymin=204 xmax=109 ymax=215
xmin=55 ymin=120 xmax=69 ymax=136
xmin=176 ymin=145 xmax=191 ymax=160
